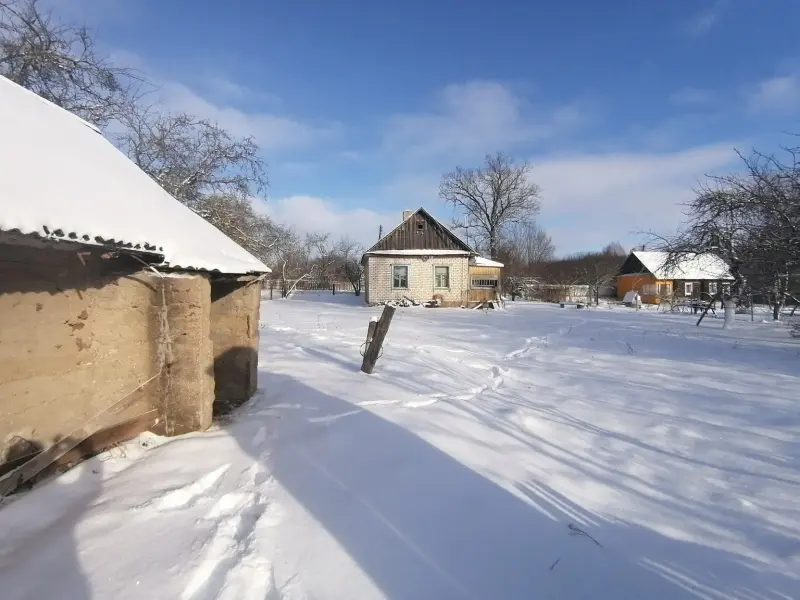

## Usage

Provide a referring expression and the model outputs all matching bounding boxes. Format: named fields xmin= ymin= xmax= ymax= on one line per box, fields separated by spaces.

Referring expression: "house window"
xmin=393 ymin=265 xmax=409 ymax=289
xmin=684 ymin=282 xmax=694 ymax=296
xmin=416 ymin=221 xmax=425 ymax=233
xmin=435 ymin=266 xmax=450 ymax=288
xmin=472 ymin=278 xmax=498 ymax=288
xmin=708 ymin=282 xmax=718 ymax=295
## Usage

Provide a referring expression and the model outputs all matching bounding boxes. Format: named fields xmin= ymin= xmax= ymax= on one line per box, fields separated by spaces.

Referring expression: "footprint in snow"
xmin=356 ymin=399 xmax=401 ymax=407
xmin=307 ymin=410 xmax=361 ymax=425
xmin=251 ymin=426 xmax=268 ymax=449
xmin=182 ymin=499 xmax=284 ymax=600
xmin=137 ymin=464 xmax=230 ymax=512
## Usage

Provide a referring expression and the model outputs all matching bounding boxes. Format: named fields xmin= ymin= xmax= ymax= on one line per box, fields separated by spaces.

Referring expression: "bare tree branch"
xmin=0 ymin=0 xmax=146 ymax=127
xmin=440 ymin=152 xmax=542 ymax=258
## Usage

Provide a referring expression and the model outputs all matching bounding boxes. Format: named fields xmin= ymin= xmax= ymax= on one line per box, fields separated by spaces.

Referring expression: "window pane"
xmin=435 ymin=266 xmax=449 ymax=288
xmin=393 ymin=266 xmax=408 ymax=288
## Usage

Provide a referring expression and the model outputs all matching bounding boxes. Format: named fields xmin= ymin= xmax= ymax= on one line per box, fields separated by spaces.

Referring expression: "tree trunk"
xmin=723 ymin=295 xmax=736 ymax=329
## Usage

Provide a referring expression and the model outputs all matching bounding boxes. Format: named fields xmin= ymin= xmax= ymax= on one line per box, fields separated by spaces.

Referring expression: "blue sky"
xmin=58 ymin=0 xmax=800 ymax=255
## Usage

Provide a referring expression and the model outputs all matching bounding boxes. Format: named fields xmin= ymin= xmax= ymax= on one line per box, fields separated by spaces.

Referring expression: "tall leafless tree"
xmin=0 ymin=0 xmax=142 ymax=127
xmin=439 ymin=152 xmax=542 ymax=258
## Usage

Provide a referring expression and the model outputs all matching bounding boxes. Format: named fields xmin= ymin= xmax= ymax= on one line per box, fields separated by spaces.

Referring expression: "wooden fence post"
xmin=361 ymin=305 xmax=396 ymax=374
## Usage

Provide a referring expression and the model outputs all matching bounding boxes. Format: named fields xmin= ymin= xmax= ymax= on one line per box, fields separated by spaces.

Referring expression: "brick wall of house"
xmin=365 ymin=255 xmax=470 ymax=305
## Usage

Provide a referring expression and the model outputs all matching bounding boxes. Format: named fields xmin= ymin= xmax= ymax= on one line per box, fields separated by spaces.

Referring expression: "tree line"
xmin=0 ymin=0 xmax=365 ymax=295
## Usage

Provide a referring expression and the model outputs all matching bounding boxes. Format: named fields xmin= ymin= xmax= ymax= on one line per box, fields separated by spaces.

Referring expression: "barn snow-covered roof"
xmin=472 ymin=256 xmax=504 ymax=268
xmin=631 ymin=251 xmax=732 ymax=280
xmin=0 ymin=75 xmax=270 ymax=275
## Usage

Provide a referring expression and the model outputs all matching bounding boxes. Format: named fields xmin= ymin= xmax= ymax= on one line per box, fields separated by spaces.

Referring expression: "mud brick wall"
xmin=0 ymin=241 xmax=217 ymax=460
xmin=0 ymin=242 xmax=162 ymax=461
xmin=210 ymin=278 xmax=261 ymax=413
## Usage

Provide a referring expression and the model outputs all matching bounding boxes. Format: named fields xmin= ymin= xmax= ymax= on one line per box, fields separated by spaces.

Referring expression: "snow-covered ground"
xmin=1 ymin=293 xmax=799 ymax=599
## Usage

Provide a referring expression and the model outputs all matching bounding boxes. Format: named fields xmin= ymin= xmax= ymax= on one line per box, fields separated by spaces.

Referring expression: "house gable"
xmin=366 ymin=208 xmax=473 ymax=253
xmin=617 ymin=253 xmax=653 ymax=277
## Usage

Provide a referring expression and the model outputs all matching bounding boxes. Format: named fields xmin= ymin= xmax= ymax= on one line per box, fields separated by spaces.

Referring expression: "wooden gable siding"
xmin=368 ymin=210 xmax=470 ymax=252
xmin=617 ymin=253 xmax=650 ymax=276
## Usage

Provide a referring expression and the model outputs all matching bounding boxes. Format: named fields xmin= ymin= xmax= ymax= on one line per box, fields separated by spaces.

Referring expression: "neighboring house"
xmin=0 ymin=75 xmax=271 ymax=471
xmin=616 ymin=251 xmax=733 ymax=304
xmin=362 ymin=208 xmax=503 ymax=307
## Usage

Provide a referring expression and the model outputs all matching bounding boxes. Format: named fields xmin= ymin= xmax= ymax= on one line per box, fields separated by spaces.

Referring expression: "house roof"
xmin=0 ymin=75 xmax=270 ymax=275
xmin=629 ymin=251 xmax=732 ymax=280
xmin=364 ymin=207 xmax=476 ymax=256
xmin=364 ymin=249 xmax=471 ymax=256
xmin=472 ymin=256 xmax=504 ymax=268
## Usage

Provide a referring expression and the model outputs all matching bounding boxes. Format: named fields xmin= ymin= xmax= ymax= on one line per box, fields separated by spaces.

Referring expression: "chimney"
xmin=402 ymin=210 xmax=413 ymax=222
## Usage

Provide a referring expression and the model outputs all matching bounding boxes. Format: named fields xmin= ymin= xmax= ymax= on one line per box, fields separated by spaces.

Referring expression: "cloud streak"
xmin=684 ymin=1 xmax=726 ymax=36
xmin=746 ymin=73 xmax=800 ymax=115
xmin=382 ymin=81 xmax=587 ymax=162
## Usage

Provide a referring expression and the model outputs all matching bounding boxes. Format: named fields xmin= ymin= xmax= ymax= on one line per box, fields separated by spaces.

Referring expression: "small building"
xmin=362 ymin=208 xmax=503 ymax=307
xmin=469 ymin=256 xmax=504 ymax=303
xmin=616 ymin=251 xmax=732 ymax=304
xmin=0 ymin=75 xmax=271 ymax=471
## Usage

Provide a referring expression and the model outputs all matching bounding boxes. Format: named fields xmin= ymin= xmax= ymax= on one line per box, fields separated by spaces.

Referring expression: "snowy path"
xmin=1 ymin=294 xmax=799 ymax=599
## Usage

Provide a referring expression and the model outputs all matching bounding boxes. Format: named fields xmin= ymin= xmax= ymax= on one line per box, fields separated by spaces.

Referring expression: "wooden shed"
xmin=469 ymin=256 xmax=504 ymax=303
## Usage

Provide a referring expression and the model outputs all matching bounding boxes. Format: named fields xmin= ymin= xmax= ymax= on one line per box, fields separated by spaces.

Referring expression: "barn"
xmin=0 ymin=75 xmax=271 ymax=484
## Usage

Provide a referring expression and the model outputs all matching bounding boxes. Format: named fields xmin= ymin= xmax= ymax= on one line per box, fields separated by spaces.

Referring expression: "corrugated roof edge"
xmin=1 ymin=228 xmax=272 ymax=275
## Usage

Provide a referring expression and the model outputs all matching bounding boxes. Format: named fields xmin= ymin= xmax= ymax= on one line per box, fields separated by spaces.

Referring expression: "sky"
xmin=53 ymin=0 xmax=800 ymax=255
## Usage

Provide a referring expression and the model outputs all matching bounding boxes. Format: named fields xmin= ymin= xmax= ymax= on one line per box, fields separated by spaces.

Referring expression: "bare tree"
xmin=602 ymin=241 xmax=627 ymax=257
xmin=334 ymin=237 xmax=365 ymax=296
xmin=654 ymin=140 xmax=800 ymax=326
xmin=498 ymin=222 xmax=555 ymax=266
xmin=440 ymin=152 xmax=542 ymax=258
xmin=0 ymin=0 xmax=142 ymax=127
xmin=192 ymin=194 xmax=288 ymax=265
xmin=116 ymin=106 xmax=268 ymax=208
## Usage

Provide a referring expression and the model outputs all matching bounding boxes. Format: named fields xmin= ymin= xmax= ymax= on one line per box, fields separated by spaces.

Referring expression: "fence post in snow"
xmin=361 ymin=305 xmax=396 ymax=374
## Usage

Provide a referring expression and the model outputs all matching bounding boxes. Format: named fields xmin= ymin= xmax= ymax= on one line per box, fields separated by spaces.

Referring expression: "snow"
xmin=1 ymin=293 xmax=799 ymax=599
xmin=633 ymin=251 xmax=733 ymax=281
xmin=365 ymin=249 xmax=471 ymax=256
xmin=0 ymin=75 xmax=270 ymax=275
xmin=472 ymin=256 xmax=504 ymax=267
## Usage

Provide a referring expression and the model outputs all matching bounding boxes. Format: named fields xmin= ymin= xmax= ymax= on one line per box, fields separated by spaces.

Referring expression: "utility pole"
xmin=378 ymin=225 xmax=383 ymax=240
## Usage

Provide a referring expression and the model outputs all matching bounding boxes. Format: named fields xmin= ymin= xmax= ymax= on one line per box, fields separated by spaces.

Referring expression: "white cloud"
xmin=746 ymin=74 xmax=800 ymax=115
xmin=157 ymin=81 xmax=342 ymax=153
xmin=669 ymin=87 xmax=715 ymax=106
xmin=684 ymin=1 xmax=726 ymax=36
xmin=533 ymin=143 xmax=739 ymax=252
xmin=262 ymin=144 xmax=740 ymax=257
xmin=258 ymin=196 xmax=399 ymax=249
xmin=383 ymin=81 xmax=587 ymax=161
xmin=102 ymin=51 xmax=340 ymax=154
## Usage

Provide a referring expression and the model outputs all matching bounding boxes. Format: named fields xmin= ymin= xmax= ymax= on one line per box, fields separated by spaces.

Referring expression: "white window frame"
xmin=708 ymin=282 xmax=718 ymax=295
xmin=392 ymin=264 xmax=409 ymax=289
xmin=434 ymin=265 xmax=450 ymax=289
xmin=684 ymin=282 xmax=694 ymax=296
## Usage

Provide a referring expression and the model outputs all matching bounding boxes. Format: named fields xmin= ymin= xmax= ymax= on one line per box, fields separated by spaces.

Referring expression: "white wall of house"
xmin=365 ymin=255 xmax=469 ymax=305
